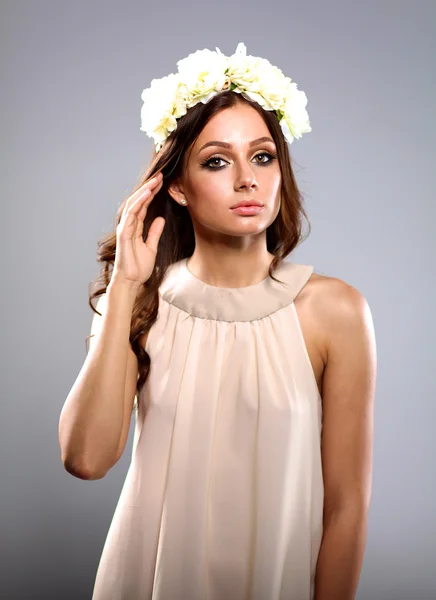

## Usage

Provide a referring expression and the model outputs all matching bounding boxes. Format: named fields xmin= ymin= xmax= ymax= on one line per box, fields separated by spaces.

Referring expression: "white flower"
xmin=226 ymin=46 xmax=261 ymax=90
xmin=255 ymin=61 xmax=290 ymax=110
xmin=226 ymin=50 xmax=289 ymax=113
xmin=140 ymin=73 xmax=185 ymax=145
xmin=139 ymin=41 xmax=311 ymax=150
xmin=281 ymin=84 xmax=311 ymax=140
xmin=176 ymin=48 xmax=228 ymax=108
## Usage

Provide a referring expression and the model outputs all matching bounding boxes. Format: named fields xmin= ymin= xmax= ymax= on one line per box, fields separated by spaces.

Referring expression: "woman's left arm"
xmin=314 ymin=281 xmax=377 ymax=600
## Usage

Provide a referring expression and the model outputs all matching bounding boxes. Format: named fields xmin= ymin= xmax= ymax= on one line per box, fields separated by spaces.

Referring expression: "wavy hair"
xmin=86 ymin=90 xmax=311 ymax=410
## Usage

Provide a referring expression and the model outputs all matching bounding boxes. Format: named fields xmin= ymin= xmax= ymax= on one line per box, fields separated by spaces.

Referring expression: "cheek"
xmin=270 ymin=174 xmax=282 ymax=199
xmin=186 ymin=167 xmax=281 ymax=204
xmin=267 ymin=168 xmax=281 ymax=187
xmin=188 ymin=173 xmax=231 ymax=204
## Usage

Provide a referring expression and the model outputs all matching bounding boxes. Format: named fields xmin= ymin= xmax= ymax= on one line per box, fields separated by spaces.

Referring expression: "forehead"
xmin=193 ymin=103 xmax=271 ymax=149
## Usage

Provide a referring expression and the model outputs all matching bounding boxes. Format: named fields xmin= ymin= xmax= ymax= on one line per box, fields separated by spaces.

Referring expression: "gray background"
xmin=1 ymin=1 xmax=435 ymax=598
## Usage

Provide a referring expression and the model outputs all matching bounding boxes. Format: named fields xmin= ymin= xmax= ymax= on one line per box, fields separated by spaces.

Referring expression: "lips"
xmin=230 ymin=200 xmax=264 ymax=209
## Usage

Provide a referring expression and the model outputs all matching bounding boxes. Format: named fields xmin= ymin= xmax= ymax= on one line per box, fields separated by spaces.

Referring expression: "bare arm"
xmin=59 ymin=171 xmax=164 ymax=480
xmin=58 ymin=280 xmax=141 ymax=480
xmin=314 ymin=280 xmax=376 ymax=600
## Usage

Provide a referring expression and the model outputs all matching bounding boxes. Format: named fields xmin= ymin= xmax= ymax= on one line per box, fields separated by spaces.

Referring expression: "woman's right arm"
xmin=58 ymin=279 xmax=142 ymax=480
xmin=59 ymin=171 xmax=165 ymax=480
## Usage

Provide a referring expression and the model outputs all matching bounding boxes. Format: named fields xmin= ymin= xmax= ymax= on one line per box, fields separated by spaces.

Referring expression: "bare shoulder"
xmin=305 ymin=270 xmax=374 ymax=356
xmin=307 ymin=271 xmax=367 ymax=308
xmin=296 ymin=270 xmax=360 ymax=313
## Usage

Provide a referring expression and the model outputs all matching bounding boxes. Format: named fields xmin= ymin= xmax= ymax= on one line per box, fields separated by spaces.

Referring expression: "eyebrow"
xmin=197 ymin=136 xmax=275 ymax=154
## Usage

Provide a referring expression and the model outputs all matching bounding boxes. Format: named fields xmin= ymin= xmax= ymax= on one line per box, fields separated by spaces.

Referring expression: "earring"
xmin=180 ymin=199 xmax=187 ymax=205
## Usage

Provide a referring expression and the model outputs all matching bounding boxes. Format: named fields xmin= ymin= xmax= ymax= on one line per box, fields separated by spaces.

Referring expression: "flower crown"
xmin=140 ymin=42 xmax=311 ymax=152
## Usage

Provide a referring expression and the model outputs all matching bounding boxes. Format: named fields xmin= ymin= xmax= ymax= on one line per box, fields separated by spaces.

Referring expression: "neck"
xmin=186 ymin=248 xmax=275 ymax=288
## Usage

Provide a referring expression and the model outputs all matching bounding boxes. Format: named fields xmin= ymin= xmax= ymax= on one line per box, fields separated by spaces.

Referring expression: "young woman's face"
xmin=170 ymin=102 xmax=282 ymax=238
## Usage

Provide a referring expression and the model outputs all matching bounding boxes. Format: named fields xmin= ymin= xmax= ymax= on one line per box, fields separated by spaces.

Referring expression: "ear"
xmin=167 ymin=178 xmax=188 ymax=205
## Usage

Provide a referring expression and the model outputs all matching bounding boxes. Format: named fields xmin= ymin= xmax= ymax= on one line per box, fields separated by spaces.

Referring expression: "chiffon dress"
xmin=91 ymin=257 xmax=324 ymax=600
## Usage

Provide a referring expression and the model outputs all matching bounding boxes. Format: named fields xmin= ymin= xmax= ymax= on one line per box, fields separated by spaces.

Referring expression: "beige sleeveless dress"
xmin=91 ymin=257 xmax=324 ymax=600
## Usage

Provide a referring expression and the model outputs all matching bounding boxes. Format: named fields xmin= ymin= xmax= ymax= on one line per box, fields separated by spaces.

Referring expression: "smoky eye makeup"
xmin=200 ymin=150 xmax=278 ymax=170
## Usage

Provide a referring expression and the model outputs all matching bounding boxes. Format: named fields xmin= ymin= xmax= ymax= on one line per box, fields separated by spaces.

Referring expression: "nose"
xmin=234 ymin=163 xmax=258 ymax=192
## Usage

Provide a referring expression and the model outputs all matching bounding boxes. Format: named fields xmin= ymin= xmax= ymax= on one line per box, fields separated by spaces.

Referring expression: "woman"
xmin=58 ymin=43 xmax=376 ymax=600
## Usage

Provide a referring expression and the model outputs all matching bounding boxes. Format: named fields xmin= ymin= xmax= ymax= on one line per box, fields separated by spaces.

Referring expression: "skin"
xmin=168 ymin=101 xmax=376 ymax=597
xmin=168 ymin=102 xmax=281 ymax=288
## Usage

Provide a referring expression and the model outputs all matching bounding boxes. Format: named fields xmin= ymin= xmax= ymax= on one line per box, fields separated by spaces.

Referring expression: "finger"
xmin=135 ymin=196 xmax=150 ymax=231
xmin=129 ymin=183 xmax=161 ymax=224
xmin=145 ymin=217 xmax=165 ymax=254
xmin=129 ymin=176 xmax=163 ymax=211
xmin=123 ymin=178 xmax=163 ymax=223
xmin=122 ymin=173 xmax=163 ymax=217
xmin=139 ymin=172 xmax=163 ymax=195
xmin=134 ymin=185 xmax=163 ymax=238
xmin=134 ymin=198 xmax=149 ymax=238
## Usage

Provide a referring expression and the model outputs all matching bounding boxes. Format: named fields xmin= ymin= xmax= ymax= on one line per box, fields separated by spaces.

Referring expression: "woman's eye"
xmin=206 ymin=157 xmax=226 ymax=168
xmin=201 ymin=152 xmax=276 ymax=170
xmin=254 ymin=153 xmax=272 ymax=163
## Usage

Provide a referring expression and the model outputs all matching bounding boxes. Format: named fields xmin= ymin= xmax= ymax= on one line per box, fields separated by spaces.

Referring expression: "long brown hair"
xmin=86 ymin=90 xmax=311 ymax=409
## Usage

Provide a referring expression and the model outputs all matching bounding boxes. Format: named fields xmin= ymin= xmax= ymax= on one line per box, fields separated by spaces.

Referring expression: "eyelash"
xmin=200 ymin=151 xmax=278 ymax=170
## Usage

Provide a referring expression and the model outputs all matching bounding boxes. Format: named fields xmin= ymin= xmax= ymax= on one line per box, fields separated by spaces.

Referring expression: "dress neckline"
xmin=159 ymin=258 xmax=314 ymax=323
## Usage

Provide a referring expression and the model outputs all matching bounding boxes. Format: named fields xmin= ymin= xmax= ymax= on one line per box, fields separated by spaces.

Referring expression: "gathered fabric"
xmin=92 ymin=257 xmax=324 ymax=600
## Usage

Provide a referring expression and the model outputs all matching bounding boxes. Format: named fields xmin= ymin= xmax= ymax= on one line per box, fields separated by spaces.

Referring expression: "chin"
xmin=223 ymin=220 xmax=270 ymax=236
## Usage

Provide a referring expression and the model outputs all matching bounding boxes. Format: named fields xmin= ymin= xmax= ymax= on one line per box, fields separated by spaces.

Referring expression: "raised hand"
xmin=111 ymin=172 xmax=165 ymax=288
